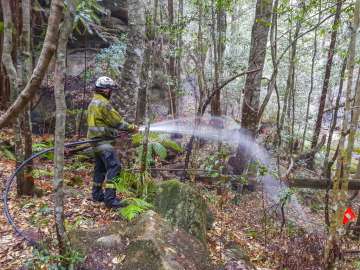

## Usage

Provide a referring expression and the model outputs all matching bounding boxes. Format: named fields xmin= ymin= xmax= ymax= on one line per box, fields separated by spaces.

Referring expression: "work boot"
xmin=104 ymin=188 xmax=125 ymax=209
xmin=92 ymin=185 xmax=104 ymax=202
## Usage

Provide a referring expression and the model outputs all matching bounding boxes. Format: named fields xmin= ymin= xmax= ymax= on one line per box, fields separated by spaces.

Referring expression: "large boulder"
xmin=70 ymin=211 xmax=214 ymax=270
xmin=153 ymin=180 xmax=213 ymax=245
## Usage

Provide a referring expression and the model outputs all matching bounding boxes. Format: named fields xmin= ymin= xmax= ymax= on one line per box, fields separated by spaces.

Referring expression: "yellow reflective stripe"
xmin=105 ymin=183 xmax=115 ymax=189
xmin=93 ymin=183 xmax=103 ymax=187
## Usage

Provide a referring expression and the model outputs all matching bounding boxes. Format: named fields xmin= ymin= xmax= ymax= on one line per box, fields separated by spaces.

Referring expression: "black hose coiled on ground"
xmin=2 ymin=137 xmax=113 ymax=248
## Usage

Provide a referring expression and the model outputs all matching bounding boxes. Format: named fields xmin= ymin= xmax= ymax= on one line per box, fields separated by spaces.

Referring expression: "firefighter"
xmin=87 ymin=76 xmax=138 ymax=208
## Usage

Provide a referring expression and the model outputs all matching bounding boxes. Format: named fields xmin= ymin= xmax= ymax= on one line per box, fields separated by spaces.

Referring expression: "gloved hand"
xmin=128 ymin=124 xmax=139 ymax=133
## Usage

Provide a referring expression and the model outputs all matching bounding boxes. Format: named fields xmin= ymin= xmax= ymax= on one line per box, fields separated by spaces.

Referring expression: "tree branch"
xmin=0 ymin=0 xmax=64 ymax=129
xmin=200 ymin=68 xmax=261 ymax=115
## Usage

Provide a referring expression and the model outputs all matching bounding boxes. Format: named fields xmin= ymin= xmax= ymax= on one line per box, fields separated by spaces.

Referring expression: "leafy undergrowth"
xmin=2 ymin=131 xmax=360 ymax=269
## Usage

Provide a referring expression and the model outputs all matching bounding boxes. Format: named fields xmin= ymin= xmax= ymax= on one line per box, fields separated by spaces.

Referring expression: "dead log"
xmin=288 ymin=178 xmax=360 ymax=190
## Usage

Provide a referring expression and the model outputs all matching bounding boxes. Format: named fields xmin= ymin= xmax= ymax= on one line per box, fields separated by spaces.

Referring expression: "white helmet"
xmin=95 ymin=76 xmax=117 ymax=89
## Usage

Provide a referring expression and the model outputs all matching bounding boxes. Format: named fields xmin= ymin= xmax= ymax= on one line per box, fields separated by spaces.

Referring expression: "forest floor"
xmin=1 ymin=130 xmax=360 ymax=269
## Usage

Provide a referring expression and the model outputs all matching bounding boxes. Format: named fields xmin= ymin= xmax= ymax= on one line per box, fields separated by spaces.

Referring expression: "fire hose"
xmin=2 ymin=134 xmax=224 ymax=248
xmin=2 ymin=137 xmax=117 ymax=248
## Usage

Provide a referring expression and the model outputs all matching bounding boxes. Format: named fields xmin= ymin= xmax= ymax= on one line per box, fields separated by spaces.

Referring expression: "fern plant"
xmin=32 ymin=140 xmax=54 ymax=160
xmin=132 ymin=133 xmax=182 ymax=166
xmin=119 ymin=198 xmax=153 ymax=221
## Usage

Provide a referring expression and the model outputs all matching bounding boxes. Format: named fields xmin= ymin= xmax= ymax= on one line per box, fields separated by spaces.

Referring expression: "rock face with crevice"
xmin=70 ymin=211 xmax=214 ymax=270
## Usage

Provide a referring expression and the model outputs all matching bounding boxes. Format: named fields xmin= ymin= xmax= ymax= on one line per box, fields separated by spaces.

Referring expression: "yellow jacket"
xmin=87 ymin=93 xmax=130 ymax=139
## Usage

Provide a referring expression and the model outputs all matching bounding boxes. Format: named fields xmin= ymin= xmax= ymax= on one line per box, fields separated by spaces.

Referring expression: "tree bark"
xmin=302 ymin=3 xmax=320 ymax=152
xmin=0 ymin=0 xmax=64 ymax=128
xmin=323 ymin=56 xmax=347 ymax=176
xmin=20 ymin=0 xmax=34 ymax=195
xmin=308 ymin=0 xmax=342 ymax=169
xmin=241 ymin=0 xmax=272 ymax=135
xmin=136 ymin=10 xmax=153 ymax=124
xmin=111 ymin=0 xmax=145 ymax=123
xmin=53 ymin=1 xmax=75 ymax=255
xmin=167 ymin=0 xmax=177 ymax=117
xmin=211 ymin=1 xmax=226 ymax=116
xmin=1 ymin=0 xmax=35 ymax=196
xmin=324 ymin=2 xmax=358 ymax=266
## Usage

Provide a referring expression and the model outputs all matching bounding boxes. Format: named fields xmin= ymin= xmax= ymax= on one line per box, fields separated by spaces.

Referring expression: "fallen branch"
xmin=288 ymin=178 xmax=360 ymax=190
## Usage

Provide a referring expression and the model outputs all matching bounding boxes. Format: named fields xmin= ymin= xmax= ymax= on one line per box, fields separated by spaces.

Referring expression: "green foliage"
xmin=202 ymin=148 xmax=229 ymax=177
xmin=119 ymin=198 xmax=153 ymax=221
xmin=113 ymin=171 xmax=157 ymax=199
xmin=25 ymin=247 xmax=84 ymax=270
xmin=112 ymin=171 xmax=139 ymax=196
xmin=132 ymin=133 xmax=182 ymax=167
xmin=0 ymin=21 xmax=4 ymax=33
xmin=95 ymin=38 xmax=127 ymax=78
xmin=0 ymin=146 xmax=15 ymax=160
xmin=152 ymin=142 xmax=167 ymax=160
xmin=73 ymin=0 xmax=106 ymax=35
xmin=32 ymin=140 xmax=54 ymax=160
xmin=279 ymin=188 xmax=295 ymax=206
xmin=32 ymin=168 xmax=54 ymax=178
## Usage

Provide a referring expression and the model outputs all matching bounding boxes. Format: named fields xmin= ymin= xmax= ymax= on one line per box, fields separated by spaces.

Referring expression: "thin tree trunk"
xmin=53 ymin=2 xmax=75 ymax=255
xmin=136 ymin=10 xmax=153 ymax=124
xmin=21 ymin=0 xmax=34 ymax=195
xmin=308 ymin=0 xmax=342 ymax=169
xmin=241 ymin=0 xmax=272 ymax=135
xmin=1 ymin=0 xmax=33 ymax=196
xmin=324 ymin=2 xmax=359 ymax=265
xmin=344 ymin=11 xmax=360 ymax=169
xmin=211 ymin=2 xmax=226 ymax=116
xmin=302 ymin=3 xmax=320 ymax=151
xmin=176 ymin=0 xmax=183 ymax=115
xmin=0 ymin=0 xmax=64 ymax=128
xmin=323 ymin=56 xmax=347 ymax=175
xmin=168 ymin=0 xmax=177 ymax=117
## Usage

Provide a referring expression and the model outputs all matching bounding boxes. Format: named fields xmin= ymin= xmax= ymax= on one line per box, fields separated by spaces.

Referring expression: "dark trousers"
xmin=93 ymin=147 xmax=121 ymax=187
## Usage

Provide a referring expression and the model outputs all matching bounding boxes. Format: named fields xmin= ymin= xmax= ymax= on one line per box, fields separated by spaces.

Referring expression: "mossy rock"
xmin=153 ymin=180 xmax=212 ymax=245
xmin=70 ymin=211 xmax=214 ymax=270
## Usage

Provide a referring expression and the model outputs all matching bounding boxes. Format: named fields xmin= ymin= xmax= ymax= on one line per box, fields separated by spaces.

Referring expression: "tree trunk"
xmin=20 ymin=0 xmax=34 ymax=195
xmin=0 ymin=0 xmax=64 ymax=128
xmin=1 ymin=0 xmax=34 ymax=196
xmin=176 ymin=0 xmax=183 ymax=115
xmin=344 ymin=9 xmax=360 ymax=169
xmin=211 ymin=2 xmax=226 ymax=116
xmin=111 ymin=0 xmax=146 ymax=122
xmin=323 ymin=56 xmax=347 ymax=175
xmin=308 ymin=0 xmax=342 ymax=169
xmin=136 ymin=10 xmax=153 ymax=124
xmin=302 ymin=3 xmax=320 ymax=151
xmin=53 ymin=1 xmax=75 ymax=255
xmin=324 ymin=2 xmax=359 ymax=266
xmin=167 ymin=0 xmax=177 ymax=117
xmin=241 ymin=0 xmax=272 ymax=135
